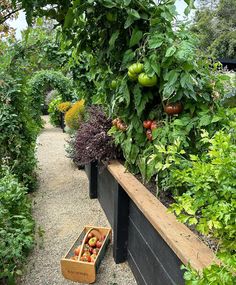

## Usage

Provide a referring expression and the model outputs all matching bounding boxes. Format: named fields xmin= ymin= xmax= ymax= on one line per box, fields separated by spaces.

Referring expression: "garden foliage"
xmin=64 ymin=100 xmax=85 ymax=130
xmin=57 ymin=102 xmax=72 ymax=113
xmin=48 ymin=95 xmax=63 ymax=126
xmin=0 ymin=168 xmax=34 ymax=283
xmin=72 ymin=106 xmax=117 ymax=166
xmin=2 ymin=0 xmax=236 ymax=283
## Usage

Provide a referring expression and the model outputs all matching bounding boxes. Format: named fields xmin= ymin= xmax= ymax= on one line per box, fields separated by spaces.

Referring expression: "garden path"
xmin=20 ymin=116 xmax=136 ymax=285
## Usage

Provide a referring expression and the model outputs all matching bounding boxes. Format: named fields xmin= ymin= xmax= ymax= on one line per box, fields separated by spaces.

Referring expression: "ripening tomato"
xmin=164 ymin=102 xmax=183 ymax=115
xmin=146 ymin=129 xmax=153 ymax=141
xmin=80 ymin=255 xmax=91 ymax=262
xmin=74 ymin=246 xmax=81 ymax=256
xmin=128 ymin=70 xmax=138 ymax=81
xmin=150 ymin=121 xmax=158 ymax=130
xmin=143 ymin=120 xmax=152 ymax=129
xmin=138 ymin=73 xmax=157 ymax=87
xmin=128 ymin=63 xmax=144 ymax=75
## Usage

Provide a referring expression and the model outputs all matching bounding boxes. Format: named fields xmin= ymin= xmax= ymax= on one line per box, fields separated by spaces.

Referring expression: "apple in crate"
xmin=88 ymin=237 xmax=97 ymax=247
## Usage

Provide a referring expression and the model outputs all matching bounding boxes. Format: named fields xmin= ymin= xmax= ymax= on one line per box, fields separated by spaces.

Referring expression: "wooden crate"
xmin=61 ymin=226 xmax=112 ymax=283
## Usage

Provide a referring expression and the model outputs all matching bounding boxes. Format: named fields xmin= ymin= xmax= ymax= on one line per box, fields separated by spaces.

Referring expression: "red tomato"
xmin=74 ymin=246 xmax=81 ymax=256
xmin=87 ymin=233 xmax=94 ymax=239
xmin=93 ymin=248 xmax=99 ymax=254
xmin=164 ymin=102 xmax=183 ymax=115
xmin=96 ymin=240 xmax=103 ymax=248
xmin=82 ymin=251 xmax=91 ymax=257
xmin=90 ymin=253 xmax=97 ymax=263
xmin=143 ymin=120 xmax=152 ymax=129
xmin=150 ymin=121 xmax=158 ymax=130
xmin=80 ymin=255 xmax=91 ymax=262
xmin=146 ymin=129 xmax=153 ymax=141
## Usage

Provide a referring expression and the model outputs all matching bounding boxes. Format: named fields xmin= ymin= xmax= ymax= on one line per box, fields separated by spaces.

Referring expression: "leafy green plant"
xmin=170 ymin=129 xmax=236 ymax=250
xmin=48 ymin=95 xmax=63 ymax=126
xmin=0 ymin=168 xmax=34 ymax=284
xmin=27 ymin=69 xmax=75 ymax=123
xmin=0 ymin=72 xmax=40 ymax=189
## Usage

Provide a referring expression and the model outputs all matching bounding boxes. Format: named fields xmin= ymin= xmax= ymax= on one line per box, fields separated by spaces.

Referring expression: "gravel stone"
xmin=20 ymin=116 xmax=136 ymax=285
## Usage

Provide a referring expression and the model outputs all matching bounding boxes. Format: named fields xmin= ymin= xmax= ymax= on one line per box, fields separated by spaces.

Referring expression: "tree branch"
xmin=0 ymin=7 xmax=22 ymax=25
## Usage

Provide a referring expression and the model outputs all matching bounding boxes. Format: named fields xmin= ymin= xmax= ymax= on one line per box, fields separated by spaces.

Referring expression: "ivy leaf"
xmin=165 ymin=46 xmax=176 ymax=57
xmin=129 ymin=28 xmax=143 ymax=47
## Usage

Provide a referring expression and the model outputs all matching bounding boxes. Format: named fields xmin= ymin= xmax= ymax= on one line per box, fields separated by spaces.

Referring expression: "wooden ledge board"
xmin=107 ymin=160 xmax=218 ymax=271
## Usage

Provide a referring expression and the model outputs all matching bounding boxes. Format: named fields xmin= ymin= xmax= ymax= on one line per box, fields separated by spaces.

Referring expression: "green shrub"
xmin=0 ymin=72 xmax=40 ymax=189
xmin=48 ymin=95 xmax=63 ymax=126
xmin=0 ymin=168 xmax=34 ymax=284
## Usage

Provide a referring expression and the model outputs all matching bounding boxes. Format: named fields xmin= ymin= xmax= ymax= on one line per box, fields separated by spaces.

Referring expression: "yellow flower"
xmin=65 ymin=99 xmax=85 ymax=130
xmin=57 ymin=102 xmax=72 ymax=113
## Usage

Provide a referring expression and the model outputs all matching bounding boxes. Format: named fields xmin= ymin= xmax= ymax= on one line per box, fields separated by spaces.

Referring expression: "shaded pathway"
xmin=20 ymin=116 xmax=136 ymax=285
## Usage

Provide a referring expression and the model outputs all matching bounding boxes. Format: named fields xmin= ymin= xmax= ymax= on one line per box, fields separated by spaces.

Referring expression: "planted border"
xmin=85 ymin=160 xmax=217 ymax=285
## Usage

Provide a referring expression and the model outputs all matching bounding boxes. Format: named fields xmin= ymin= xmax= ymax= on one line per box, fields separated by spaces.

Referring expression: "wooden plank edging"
xmin=107 ymin=160 xmax=218 ymax=271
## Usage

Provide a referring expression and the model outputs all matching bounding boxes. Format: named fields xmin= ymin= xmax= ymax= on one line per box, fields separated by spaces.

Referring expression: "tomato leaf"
xmin=121 ymin=49 xmax=135 ymax=68
xmin=165 ymin=46 xmax=176 ymax=57
xmin=129 ymin=28 xmax=143 ymax=47
xmin=149 ymin=34 xmax=164 ymax=49
xmin=109 ymin=30 xmax=120 ymax=50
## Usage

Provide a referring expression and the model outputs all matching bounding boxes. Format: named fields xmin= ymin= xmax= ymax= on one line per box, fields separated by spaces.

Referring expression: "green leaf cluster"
xmin=0 ymin=169 xmax=34 ymax=284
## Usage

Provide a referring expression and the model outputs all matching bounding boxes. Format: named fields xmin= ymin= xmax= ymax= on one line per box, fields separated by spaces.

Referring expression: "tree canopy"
xmin=192 ymin=0 xmax=236 ymax=59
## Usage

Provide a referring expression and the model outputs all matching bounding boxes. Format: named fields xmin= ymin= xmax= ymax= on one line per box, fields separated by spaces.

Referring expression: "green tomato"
xmin=111 ymin=80 xmax=118 ymax=89
xmin=138 ymin=73 xmax=157 ymax=87
xmin=128 ymin=63 xmax=144 ymax=75
xmin=128 ymin=70 xmax=138 ymax=81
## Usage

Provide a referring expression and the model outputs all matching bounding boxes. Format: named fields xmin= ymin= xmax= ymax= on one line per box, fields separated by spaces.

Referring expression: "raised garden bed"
xmin=85 ymin=160 xmax=217 ymax=285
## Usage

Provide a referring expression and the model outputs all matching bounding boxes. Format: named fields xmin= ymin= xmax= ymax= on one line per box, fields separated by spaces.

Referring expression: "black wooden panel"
xmin=85 ymin=162 xmax=97 ymax=199
xmin=113 ymin=184 xmax=129 ymax=263
xmin=127 ymin=201 xmax=184 ymax=285
xmin=97 ymin=167 xmax=116 ymax=228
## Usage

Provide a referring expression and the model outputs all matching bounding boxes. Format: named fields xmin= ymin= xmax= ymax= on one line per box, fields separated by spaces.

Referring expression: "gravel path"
xmin=20 ymin=116 xmax=136 ymax=285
